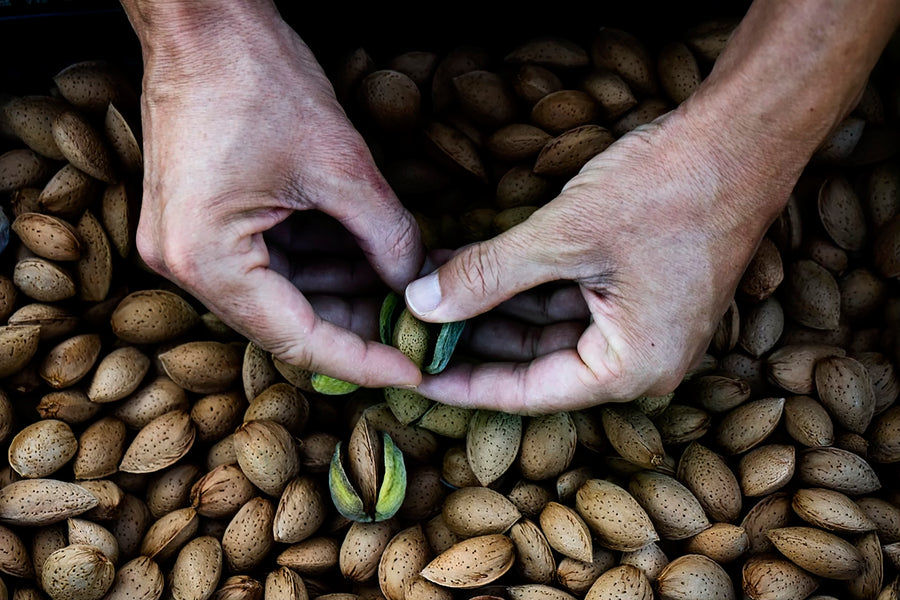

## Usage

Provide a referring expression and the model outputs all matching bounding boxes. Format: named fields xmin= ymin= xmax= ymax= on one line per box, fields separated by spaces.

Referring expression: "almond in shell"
xmin=741 ymin=555 xmax=820 ymax=600
xmin=655 ymin=553 xmax=735 ymax=600
xmin=590 ymin=28 xmax=657 ymax=95
xmin=87 ymin=346 xmax=151 ymax=404
xmin=75 ymin=209 xmax=112 ymax=302
xmin=601 ymin=403 xmax=666 ymax=470
xmin=0 ymin=148 xmax=53 ymax=192
xmin=738 ymin=444 xmax=796 ymax=498
xmin=441 ymin=485 xmax=521 ymax=537
xmin=508 ymin=518 xmax=556 ymax=584
xmin=485 ymin=123 xmax=553 ymax=162
xmin=556 ymin=548 xmax=618 ymax=596
xmin=119 ymin=410 xmax=196 ymax=474
xmin=8 ymin=418 xmax=77 ymax=479
xmin=714 ymin=396 xmax=785 ymax=455
xmin=67 ymin=518 xmax=119 ymax=566
xmin=0 ymin=479 xmax=98 ymax=526
xmin=170 ymin=536 xmax=223 ymax=600
xmin=3 ymin=95 xmax=68 ymax=159
xmin=814 ymin=355 xmax=876 ymax=434
xmin=797 ymin=446 xmax=881 ymax=495
xmin=232 ymin=419 xmax=300 ymax=497
xmin=628 ymin=470 xmax=710 ymax=541
xmin=189 ymin=463 xmax=256 ymax=519
xmin=0 ymin=324 xmax=41 ymax=378
xmin=273 ymin=475 xmax=328 ymax=544
xmin=420 ymin=533 xmax=515 ymax=589
xmin=518 ymin=412 xmax=577 ymax=481
xmin=452 ymin=70 xmax=517 ymax=129
xmin=466 ymin=409 xmax=522 ymax=487
xmin=113 ymin=375 xmax=188 ymax=430
xmin=339 ymin=519 xmax=399 ymax=584
xmin=539 ymin=501 xmax=593 ymax=563
xmin=158 ymin=341 xmax=243 ymax=394
xmin=52 ymin=109 xmax=116 ymax=183
xmin=8 ymin=302 xmax=79 ymax=342
xmin=41 ymin=544 xmax=115 ymax=600
xmin=14 ymin=257 xmax=77 ymax=303
xmin=11 ymin=212 xmax=82 ymax=261
xmin=111 ymin=289 xmax=200 ymax=344
xmin=104 ymin=104 xmax=143 ymax=175
xmin=0 ymin=523 xmax=34 ymax=579
xmin=584 ymin=564 xmax=653 ymax=600
xmin=139 ymin=507 xmax=199 ymax=563
xmin=377 ymin=524 xmax=432 ymax=600
xmin=683 ymin=523 xmax=749 ymax=564
xmin=574 ymin=478 xmax=659 ymax=552
xmin=767 ymin=526 xmax=864 ymax=580
xmin=533 ymin=124 xmax=615 ymax=177
xmin=38 ymin=162 xmax=100 ymax=218
xmin=103 ymin=556 xmax=164 ymax=600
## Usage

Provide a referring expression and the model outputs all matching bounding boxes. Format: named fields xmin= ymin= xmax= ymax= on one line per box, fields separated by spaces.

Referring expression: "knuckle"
xmin=456 ymin=244 xmax=502 ymax=297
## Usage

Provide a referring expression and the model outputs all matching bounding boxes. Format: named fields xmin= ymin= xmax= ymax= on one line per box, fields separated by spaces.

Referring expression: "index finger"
xmin=196 ymin=262 xmax=422 ymax=389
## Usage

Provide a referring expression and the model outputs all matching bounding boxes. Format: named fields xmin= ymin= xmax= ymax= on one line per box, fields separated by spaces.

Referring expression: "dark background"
xmin=0 ymin=0 xmax=754 ymax=95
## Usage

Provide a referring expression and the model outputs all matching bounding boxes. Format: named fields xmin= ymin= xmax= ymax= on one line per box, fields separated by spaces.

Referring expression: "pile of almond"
xmin=0 ymin=14 xmax=899 ymax=600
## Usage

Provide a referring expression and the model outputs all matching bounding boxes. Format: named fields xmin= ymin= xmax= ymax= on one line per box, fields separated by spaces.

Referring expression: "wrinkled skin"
xmin=134 ymin=13 xmax=424 ymax=388
xmin=407 ymin=106 xmax=798 ymax=413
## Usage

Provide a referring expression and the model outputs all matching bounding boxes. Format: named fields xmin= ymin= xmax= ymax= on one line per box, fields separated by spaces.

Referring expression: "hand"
xmin=133 ymin=10 xmax=424 ymax=388
xmin=405 ymin=106 xmax=798 ymax=413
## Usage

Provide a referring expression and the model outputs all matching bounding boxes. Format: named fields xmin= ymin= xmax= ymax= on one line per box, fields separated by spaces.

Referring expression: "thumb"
xmin=405 ymin=223 xmax=556 ymax=323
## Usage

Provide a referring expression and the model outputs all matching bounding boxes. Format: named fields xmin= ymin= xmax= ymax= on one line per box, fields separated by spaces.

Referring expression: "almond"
xmin=657 ymin=42 xmax=701 ymax=104
xmin=339 ymin=518 xmax=399 ymax=584
xmin=232 ymin=419 xmax=300 ymax=497
xmin=275 ymin=537 xmax=340 ymax=576
xmin=676 ymin=441 xmax=742 ymax=523
xmin=714 ymin=396 xmax=785 ymax=455
xmin=104 ymin=104 xmax=143 ymax=175
xmin=74 ymin=209 xmax=112 ymax=302
xmin=814 ymin=355 xmax=876 ymax=434
xmin=601 ymin=403 xmax=666 ymax=470
xmin=8 ymin=418 xmax=77 ymax=478
xmin=590 ymin=28 xmax=657 ymax=95
xmin=171 ymin=536 xmax=223 ymax=600
xmin=797 ymin=446 xmax=881 ymax=495
xmin=508 ymin=518 xmax=556 ymax=584
xmin=442 ymin=485 xmax=521 ymax=537
xmin=533 ymin=124 xmax=615 ymax=177
xmin=113 ymin=375 xmax=189 ymax=430
xmin=358 ymin=69 xmax=421 ymax=131
xmin=0 ymin=324 xmax=41 ymax=378
xmin=0 ymin=523 xmax=34 ymax=578
xmin=273 ymin=475 xmax=328 ymax=544
xmin=190 ymin=463 xmax=256 ymax=519
xmin=87 ymin=346 xmax=151 ymax=404
xmin=738 ymin=444 xmax=796 ymax=498
xmin=452 ymin=70 xmax=517 ymax=129
xmin=420 ymin=533 xmax=514 ymax=589
xmin=145 ymin=463 xmax=201 ymax=519
xmin=531 ymin=89 xmax=599 ymax=134
xmin=683 ymin=523 xmax=749 ymax=564
xmin=628 ymin=470 xmax=710 ymax=541
xmin=158 ymin=341 xmax=243 ymax=394
xmin=111 ymin=289 xmax=200 ymax=344
xmin=504 ymin=35 xmax=590 ymax=69
xmin=52 ymin=109 xmax=116 ymax=183
xmin=377 ymin=524 xmax=432 ymax=600
xmin=767 ymin=526 xmax=864 ymax=580
xmin=517 ymin=412 xmax=577 ymax=480
xmin=72 ymin=416 xmax=127 ymax=480
xmin=466 ymin=409 xmax=522 ymax=487
xmin=740 ymin=492 xmax=794 ymax=555
xmin=14 ymin=257 xmax=78 ymax=302
xmin=581 ymin=70 xmax=637 ymax=120
xmin=3 ymin=95 xmax=68 ymax=159
xmin=103 ymin=556 xmax=164 ymax=600
xmin=38 ymin=162 xmax=100 ymax=218
xmin=41 ymin=544 xmax=115 ymax=600
xmin=67 ymin=518 xmax=119 ymax=566
xmin=12 ymin=212 xmax=82 ymax=261
xmin=139 ymin=507 xmax=199 ymax=563
xmin=782 ymin=259 xmax=841 ymax=331
xmin=741 ymin=555 xmax=820 ymax=600
xmin=0 ymin=479 xmax=98 ymax=526
xmin=584 ymin=564 xmax=653 ymax=600
xmin=656 ymin=554 xmax=735 ymax=600
xmin=119 ymin=410 xmax=195 ymax=474
xmin=539 ymin=501 xmax=593 ymax=562
xmin=575 ymin=478 xmax=659 ymax=552
xmin=485 ymin=123 xmax=553 ymax=162
xmin=556 ymin=548 xmax=618 ymax=596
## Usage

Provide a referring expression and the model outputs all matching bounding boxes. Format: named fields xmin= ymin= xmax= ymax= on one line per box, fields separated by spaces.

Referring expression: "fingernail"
xmin=406 ymin=271 xmax=441 ymax=315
